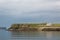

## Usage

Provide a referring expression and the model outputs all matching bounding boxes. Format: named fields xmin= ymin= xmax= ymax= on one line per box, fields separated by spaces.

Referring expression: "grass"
xmin=52 ymin=24 xmax=60 ymax=27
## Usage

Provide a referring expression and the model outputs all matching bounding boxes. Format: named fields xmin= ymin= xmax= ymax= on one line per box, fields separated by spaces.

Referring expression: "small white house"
xmin=46 ymin=23 xmax=52 ymax=26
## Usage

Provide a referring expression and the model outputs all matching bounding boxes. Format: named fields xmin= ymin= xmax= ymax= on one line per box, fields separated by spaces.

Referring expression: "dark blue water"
xmin=0 ymin=29 xmax=60 ymax=40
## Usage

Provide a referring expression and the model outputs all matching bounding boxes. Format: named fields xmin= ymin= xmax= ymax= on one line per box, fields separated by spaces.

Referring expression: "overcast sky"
xmin=0 ymin=0 xmax=59 ymax=27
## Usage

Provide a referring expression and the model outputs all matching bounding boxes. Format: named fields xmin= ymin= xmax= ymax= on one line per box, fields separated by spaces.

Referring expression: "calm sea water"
xmin=0 ymin=29 xmax=60 ymax=40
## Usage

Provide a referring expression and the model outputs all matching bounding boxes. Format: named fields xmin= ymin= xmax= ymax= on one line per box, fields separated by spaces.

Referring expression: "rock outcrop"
xmin=8 ymin=23 xmax=60 ymax=31
xmin=8 ymin=24 xmax=40 ymax=31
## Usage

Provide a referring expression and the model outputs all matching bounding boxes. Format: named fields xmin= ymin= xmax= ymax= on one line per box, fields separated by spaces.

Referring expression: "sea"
xmin=0 ymin=29 xmax=60 ymax=40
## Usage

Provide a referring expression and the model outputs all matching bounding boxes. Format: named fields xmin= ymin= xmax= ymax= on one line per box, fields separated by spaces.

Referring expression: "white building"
xmin=46 ymin=23 xmax=52 ymax=26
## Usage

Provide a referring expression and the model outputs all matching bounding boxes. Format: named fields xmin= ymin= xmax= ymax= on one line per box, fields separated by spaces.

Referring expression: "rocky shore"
xmin=8 ymin=23 xmax=60 ymax=31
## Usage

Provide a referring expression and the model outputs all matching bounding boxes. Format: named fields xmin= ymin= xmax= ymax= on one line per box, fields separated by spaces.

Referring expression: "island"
xmin=8 ymin=23 xmax=60 ymax=31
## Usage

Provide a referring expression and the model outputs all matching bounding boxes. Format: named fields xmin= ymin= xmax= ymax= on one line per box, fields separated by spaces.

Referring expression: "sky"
xmin=0 ymin=0 xmax=59 ymax=27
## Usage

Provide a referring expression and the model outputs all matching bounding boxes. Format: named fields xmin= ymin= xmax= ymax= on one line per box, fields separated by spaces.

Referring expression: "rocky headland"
xmin=8 ymin=23 xmax=60 ymax=31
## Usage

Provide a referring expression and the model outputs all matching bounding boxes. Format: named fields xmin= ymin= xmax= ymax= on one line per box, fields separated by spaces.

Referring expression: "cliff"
xmin=8 ymin=23 xmax=60 ymax=31
xmin=8 ymin=23 xmax=46 ymax=31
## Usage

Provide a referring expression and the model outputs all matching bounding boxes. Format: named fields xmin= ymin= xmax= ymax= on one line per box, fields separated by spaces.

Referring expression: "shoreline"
xmin=8 ymin=24 xmax=60 ymax=31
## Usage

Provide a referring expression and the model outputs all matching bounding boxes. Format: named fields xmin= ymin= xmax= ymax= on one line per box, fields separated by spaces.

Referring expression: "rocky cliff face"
xmin=8 ymin=23 xmax=60 ymax=31
xmin=8 ymin=24 xmax=40 ymax=31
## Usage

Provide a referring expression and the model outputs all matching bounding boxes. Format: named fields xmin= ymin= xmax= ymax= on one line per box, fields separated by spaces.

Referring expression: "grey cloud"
xmin=0 ymin=0 xmax=59 ymax=18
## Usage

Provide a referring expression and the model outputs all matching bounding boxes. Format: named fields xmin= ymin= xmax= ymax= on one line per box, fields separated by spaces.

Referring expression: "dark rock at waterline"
xmin=42 ymin=28 xmax=60 ymax=31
